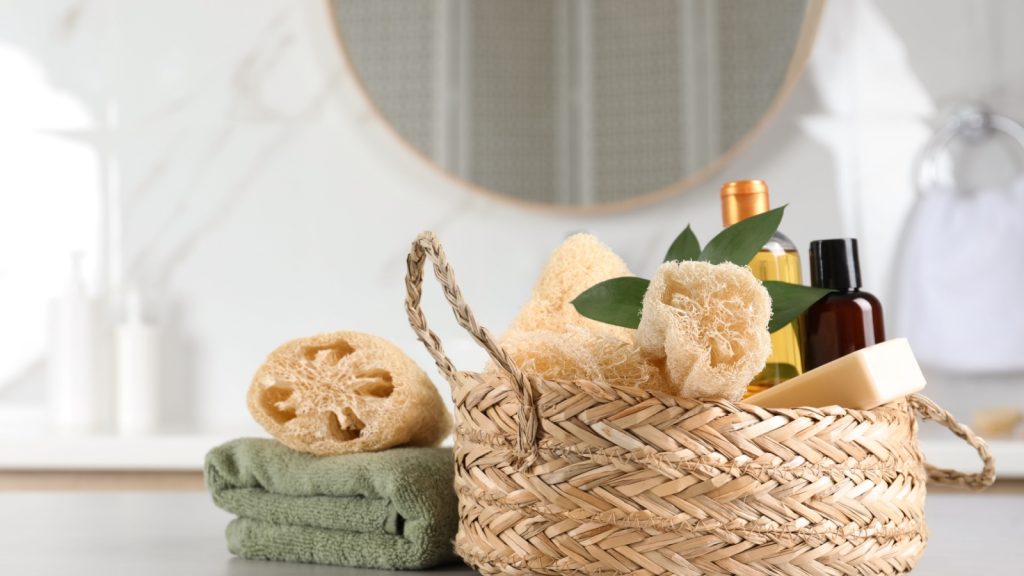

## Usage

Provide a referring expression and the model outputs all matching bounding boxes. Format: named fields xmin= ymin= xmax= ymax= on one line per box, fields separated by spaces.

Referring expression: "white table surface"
xmin=0 ymin=491 xmax=1020 ymax=576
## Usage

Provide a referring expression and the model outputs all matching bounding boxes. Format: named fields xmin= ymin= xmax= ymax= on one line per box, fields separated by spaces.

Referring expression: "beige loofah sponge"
xmin=247 ymin=331 xmax=451 ymax=456
xmin=637 ymin=261 xmax=772 ymax=401
xmin=494 ymin=326 xmax=666 ymax=391
xmin=505 ymin=233 xmax=634 ymax=341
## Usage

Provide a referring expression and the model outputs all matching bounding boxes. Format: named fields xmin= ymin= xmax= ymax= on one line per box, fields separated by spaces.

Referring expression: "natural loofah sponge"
xmin=493 ymin=326 xmax=667 ymax=392
xmin=505 ymin=233 xmax=634 ymax=342
xmin=637 ymin=261 xmax=772 ymax=401
xmin=247 ymin=331 xmax=451 ymax=456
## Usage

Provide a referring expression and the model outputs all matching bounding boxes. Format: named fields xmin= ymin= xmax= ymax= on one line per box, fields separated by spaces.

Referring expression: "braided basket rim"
xmin=458 ymin=369 xmax=914 ymax=422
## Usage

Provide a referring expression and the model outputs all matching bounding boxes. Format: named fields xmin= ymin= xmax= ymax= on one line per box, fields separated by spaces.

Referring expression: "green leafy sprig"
xmin=571 ymin=206 xmax=832 ymax=333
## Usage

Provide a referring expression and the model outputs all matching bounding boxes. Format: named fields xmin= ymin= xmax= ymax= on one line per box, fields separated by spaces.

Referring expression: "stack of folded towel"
xmin=205 ymin=439 xmax=458 ymax=569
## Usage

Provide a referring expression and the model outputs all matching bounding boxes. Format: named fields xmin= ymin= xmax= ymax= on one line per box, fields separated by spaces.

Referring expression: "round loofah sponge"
xmin=637 ymin=261 xmax=772 ymax=401
xmin=505 ymin=233 xmax=635 ymax=342
xmin=493 ymin=326 xmax=667 ymax=391
xmin=247 ymin=331 xmax=451 ymax=456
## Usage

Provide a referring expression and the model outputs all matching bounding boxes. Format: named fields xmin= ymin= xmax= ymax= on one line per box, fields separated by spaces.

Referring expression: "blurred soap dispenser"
xmin=48 ymin=253 xmax=103 ymax=433
xmin=115 ymin=290 xmax=160 ymax=435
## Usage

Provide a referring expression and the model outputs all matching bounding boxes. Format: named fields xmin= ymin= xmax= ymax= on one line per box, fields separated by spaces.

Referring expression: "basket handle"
xmin=404 ymin=231 xmax=539 ymax=460
xmin=910 ymin=393 xmax=996 ymax=490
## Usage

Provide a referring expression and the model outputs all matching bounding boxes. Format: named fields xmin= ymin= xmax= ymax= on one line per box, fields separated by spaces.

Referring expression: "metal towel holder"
xmin=915 ymin=103 xmax=1024 ymax=193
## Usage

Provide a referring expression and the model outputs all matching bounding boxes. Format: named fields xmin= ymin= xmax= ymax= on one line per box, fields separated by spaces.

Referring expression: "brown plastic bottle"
xmin=803 ymin=238 xmax=886 ymax=371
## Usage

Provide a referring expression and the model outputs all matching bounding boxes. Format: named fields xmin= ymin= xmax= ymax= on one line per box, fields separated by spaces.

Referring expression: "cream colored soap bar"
xmin=745 ymin=338 xmax=925 ymax=410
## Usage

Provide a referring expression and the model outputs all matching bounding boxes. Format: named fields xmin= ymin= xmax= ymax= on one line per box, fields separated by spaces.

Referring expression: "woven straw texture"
xmin=405 ymin=232 xmax=995 ymax=576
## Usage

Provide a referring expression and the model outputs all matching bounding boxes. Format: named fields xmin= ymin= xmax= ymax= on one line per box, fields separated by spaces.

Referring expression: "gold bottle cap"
xmin=721 ymin=180 xmax=770 ymax=226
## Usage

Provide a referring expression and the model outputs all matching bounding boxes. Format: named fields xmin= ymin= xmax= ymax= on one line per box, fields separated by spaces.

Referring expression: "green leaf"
xmin=699 ymin=206 xmax=786 ymax=265
xmin=763 ymin=280 xmax=833 ymax=333
xmin=663 ymin=225 xmax=701 ymax=262
xmin=571 ymin=277 xmax=650 ymax=329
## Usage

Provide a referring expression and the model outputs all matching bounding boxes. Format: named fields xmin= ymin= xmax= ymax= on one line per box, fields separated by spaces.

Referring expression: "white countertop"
xmin=0 ymin=491 xmax=1020 ymax=575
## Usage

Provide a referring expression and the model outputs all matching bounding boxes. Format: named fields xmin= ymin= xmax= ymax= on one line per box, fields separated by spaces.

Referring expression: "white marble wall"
xmin=2 ymin=0 xmax=1023 ymax=435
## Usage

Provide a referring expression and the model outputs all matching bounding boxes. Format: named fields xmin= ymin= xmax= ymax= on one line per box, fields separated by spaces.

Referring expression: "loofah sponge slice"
xmin=492 ymin=326 xmax=668 ymax=392
xmin=636 ymin=261 xmax=772 ymax=401
xmin=505 ymin=233 xmax=634 ymax=342
xmin=247 ymin=331 xmax=451 ymax=456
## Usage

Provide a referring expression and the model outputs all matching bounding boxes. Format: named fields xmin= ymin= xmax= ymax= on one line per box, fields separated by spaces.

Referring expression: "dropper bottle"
xmin=803 ymin=239 xmax=886 ymax=370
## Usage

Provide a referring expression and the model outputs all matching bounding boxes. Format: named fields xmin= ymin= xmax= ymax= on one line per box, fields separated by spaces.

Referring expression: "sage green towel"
xmin=204 ymin=438 xmax=458 ymax=569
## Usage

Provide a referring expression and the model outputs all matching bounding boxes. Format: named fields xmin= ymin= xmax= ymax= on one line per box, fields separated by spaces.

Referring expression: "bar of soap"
xmin=745 ymin=338 xmax=926 ymax=410
xmin=972 ymin=407 xmax=1023 ymax=438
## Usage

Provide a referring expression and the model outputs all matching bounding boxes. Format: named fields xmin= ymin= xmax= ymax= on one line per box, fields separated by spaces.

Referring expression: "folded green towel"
xmin=204 ymin=438 xmax=458 ymax=570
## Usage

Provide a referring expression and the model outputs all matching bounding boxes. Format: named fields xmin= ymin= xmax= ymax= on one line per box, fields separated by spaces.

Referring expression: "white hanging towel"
xmin=895 ymin=177 xmax=1024 ymax=373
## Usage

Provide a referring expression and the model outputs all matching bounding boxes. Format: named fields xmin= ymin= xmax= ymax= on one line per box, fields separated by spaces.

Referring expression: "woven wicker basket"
xmin=405 ymin=232 xmax=995 ymax=576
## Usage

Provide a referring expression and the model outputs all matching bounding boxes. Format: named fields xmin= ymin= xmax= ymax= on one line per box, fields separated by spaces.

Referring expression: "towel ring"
xmin=915 ymin=103 xmax=1024 ymax=193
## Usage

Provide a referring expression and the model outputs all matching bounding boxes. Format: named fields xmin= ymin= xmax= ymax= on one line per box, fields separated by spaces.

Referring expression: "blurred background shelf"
xmin=0 ymin=435 xmax=239 ymax=471
xmin=921 ymin=439 xmax=1022 ymax=479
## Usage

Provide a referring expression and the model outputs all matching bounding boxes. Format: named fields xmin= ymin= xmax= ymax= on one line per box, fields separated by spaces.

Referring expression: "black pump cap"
xmin=809 ymin=238 xmax=861 ymax=290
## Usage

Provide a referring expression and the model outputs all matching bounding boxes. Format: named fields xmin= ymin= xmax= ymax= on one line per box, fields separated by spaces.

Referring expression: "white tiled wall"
xmin=1 ymin=0 xmax=1022 ymax=436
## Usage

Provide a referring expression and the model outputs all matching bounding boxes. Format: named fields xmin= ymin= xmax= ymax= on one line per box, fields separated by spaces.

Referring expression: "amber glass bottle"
xmin=720 ymin=180 xmax=803 ymax=395
xmin=803 ymin=238 xmax=886 ymax=370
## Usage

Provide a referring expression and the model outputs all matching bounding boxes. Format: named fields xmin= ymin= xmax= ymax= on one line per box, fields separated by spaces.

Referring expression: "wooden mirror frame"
xmin=326 ymin=0 xmax=826 ymax=214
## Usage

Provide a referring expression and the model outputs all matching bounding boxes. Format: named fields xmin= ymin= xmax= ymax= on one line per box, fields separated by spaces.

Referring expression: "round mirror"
xmin=329 ymin=0 xmax=823 ymax=211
